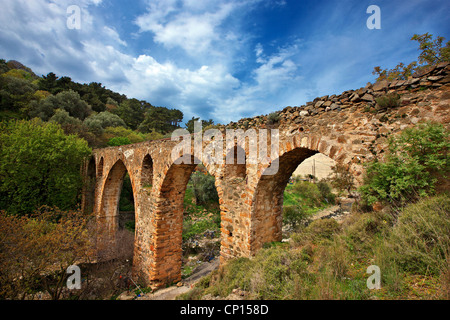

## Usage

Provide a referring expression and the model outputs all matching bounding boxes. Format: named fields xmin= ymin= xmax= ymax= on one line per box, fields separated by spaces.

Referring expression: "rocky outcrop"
xmin=230 ymin=62 xmax=449 ymax=131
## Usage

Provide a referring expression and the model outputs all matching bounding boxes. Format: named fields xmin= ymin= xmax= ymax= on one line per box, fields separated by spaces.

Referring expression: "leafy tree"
xmin=83 ymin=111 xmax=126 ymax=135
xmin=329 ymin=164 xmax=355 ymax=195
xmin=283 ymin=205 xmax=310 ymax=231
xmin=2 ymin=69 xmax=34 ymax=80
xmin=0 ymin=74 xmax=38 ymax=114
xmin=29 ymin=89 xmax=92 ymax=121
xmin=373 ymin=33 xmax=450 ymax=82
xmin=54 ymin=90 xmax=92 ymax=120
xmin=166 ymin=108 xmax=184 ymax=127
xmin=0 ymin=207 xmax=94 ymax=300
xmin=360 ymin=122 xmax=449 ymax=206
xmin=113 ymin=98 xmax=146 ymax=130
xmin=38 ymin=72 xmax=59 ymax=93
xmin=107 ymin=136 xmax=131 ymax=146
xmin=190 ymin=171 xmax=219 ymax=206
xmin=139 ymin=106 xmax=183 ymax=133
xmin=49 ymin=108 xmax=83 ymax=126
xmin=0 ymin=119 xmax=92 ymax=215
xmin=184 ymin=117 xmax=214 ymax=133
xmin=412 ymin=33 xmax=450 ymax=65
xmin=0 ymin=59 xmax=9 ymax=74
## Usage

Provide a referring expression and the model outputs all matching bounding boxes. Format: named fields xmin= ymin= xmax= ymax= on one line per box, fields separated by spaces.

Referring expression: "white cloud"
xmin=0 ymin=0 xmax=306 ymax=124
xmin=135 ymin=0 xmax=240 ymax=56
xmin=103 ymin=26 xmax=127 ymax=47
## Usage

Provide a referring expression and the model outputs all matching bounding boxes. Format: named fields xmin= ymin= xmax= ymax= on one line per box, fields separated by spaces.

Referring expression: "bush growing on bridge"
xmin=360 ymin=121 xmax=449 ymax=206
xmin=375 ymin=93 xmax=401 ymax=109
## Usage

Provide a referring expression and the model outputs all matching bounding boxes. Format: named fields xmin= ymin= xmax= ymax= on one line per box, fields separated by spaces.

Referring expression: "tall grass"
xmin=178 ymin=195 xmax=450 ymax=300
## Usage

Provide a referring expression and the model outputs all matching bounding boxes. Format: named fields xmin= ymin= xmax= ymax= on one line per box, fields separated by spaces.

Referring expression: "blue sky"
xmin=0 ymin=0 xmax=449 ymax=124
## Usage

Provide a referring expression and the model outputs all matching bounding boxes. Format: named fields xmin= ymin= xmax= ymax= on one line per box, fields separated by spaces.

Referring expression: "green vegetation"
xmin=267 ymin=112 xmax=280 ymax=125
xmin=373 ymin=33 xmax=450 ymax=81
xmin=182 ymin=170 xmax=221 ymax=242
xmin=375 ymin=93 xmax=401 ymax=109
xmin=282 ymin=178 xmax=335 ymax=232
xmin=0 ymin=58 xmax=193 ymax=217
xmin=179 ymin=195 xmax=449 ymax=300
xmin=0 ymin=59 xmax=187 ymax=149
xmin=360 ymin=122 xmax=449 ymax=206
xmin=0 ymin=119 xmax=91 ymax=216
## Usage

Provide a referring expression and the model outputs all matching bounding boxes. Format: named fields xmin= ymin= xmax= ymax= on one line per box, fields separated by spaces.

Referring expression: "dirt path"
xmin=137 ymin=257 xmax=220 ymax=300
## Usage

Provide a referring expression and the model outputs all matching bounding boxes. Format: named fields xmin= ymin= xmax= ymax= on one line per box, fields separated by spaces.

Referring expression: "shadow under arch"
xmin=98 ymin=158 xmax=137 ymax=260
xmin=250 ymin=147 xmax=318 ymax=252
xmin=224 ymin=145 xmax=246 ymax=180
xmin=83 ymin=156 xmax=97 ymax=214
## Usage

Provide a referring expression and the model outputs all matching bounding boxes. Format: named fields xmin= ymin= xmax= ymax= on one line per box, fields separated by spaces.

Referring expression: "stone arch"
xmin=149 ymin=154 xmax=220 ymax=285
xmin=97 ymin=157 xmax=104 ymax=177
xmin=250 ymin=147 xmax=317 ymax=252
xmin=83 ymin=156 xmax=97 ymax=214
xmin=141 ymin=154 xmax=153 ymax=185
xmin=224 ymin=145 xmax=246 ymax=179
xmin=98 ymin=158 xmax=137 ymax=258
xmin=249 ymin=134 xmax=354 ymax=253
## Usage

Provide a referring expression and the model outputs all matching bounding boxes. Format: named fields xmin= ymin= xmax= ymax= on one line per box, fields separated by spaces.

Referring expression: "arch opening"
xmin=225 ymin=145 xmax=246 ymax=180
xmin=83 ymin=156 xmax=96 ymax=214
xmin=97 ymin=157 xmax=104 ymax=177
xmin=141 ymin=154 xmax=153 ymax=188
xmin=153 ymin=156 xmax=221 ymax=284
xmin=251 ymin=148 xmax=319 ymax=251
xmin=98 ymin=159 xmax=135 ymax=262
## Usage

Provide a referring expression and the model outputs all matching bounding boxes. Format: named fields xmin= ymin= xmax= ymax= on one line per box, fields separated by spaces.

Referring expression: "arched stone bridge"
xmin=82 ymin=63 xmax=449 ymax=288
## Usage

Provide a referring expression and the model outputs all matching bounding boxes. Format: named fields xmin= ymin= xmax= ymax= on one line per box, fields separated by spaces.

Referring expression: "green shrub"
xmin=182 ymin=217 xmax=220 ymax=241
xmin=317 ymin=180 xmax=335 ymax=204
xmin=360 ymin=122 xmax=449 ymax=206
xmin=283 ymin=205 xmax=310 ymax=231
xmin=342 ymin=212 xmax=389 ymax=257
xmin=293 ymin=180 xmax=322 ymax=207
xmin=329 ymin=165 xmax=355 ymax=195
xmin=0 ymin=119 xmax=91 ymax=215
xmin=267 ymin=112 xmax=280 ymax=125
xmin=108 ymin=136 xmax=131 ymax=146
xmin=386 ymin=195 xmax=450 ymax=276
xmin=305 ymin=219 xmax=341 ymax=241
xmin=375 ymin=93 xmax=401 ymax=109
xmin=190 ymin=171 xmax=219 ymax=206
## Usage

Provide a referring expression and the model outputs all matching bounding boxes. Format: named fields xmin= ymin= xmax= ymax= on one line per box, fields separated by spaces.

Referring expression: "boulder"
xmin=361 ymin=93 xmax=374 ymax=102
xmin=372 ymin=80 xmax=389 ymax=92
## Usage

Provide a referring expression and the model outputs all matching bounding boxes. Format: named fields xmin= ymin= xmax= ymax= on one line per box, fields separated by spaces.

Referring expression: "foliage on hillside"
xmin=0 ymin=119 xmax=91 ymax=216
xmin=0 ymin=59 xmax=186 ymax=148
xmin=0 ymin=58 xmax=193 ymax=215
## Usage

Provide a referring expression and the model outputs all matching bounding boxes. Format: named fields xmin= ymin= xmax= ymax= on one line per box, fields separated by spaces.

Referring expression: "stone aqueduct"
xmin=82 ymin=63 xmax=450 ymax=288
